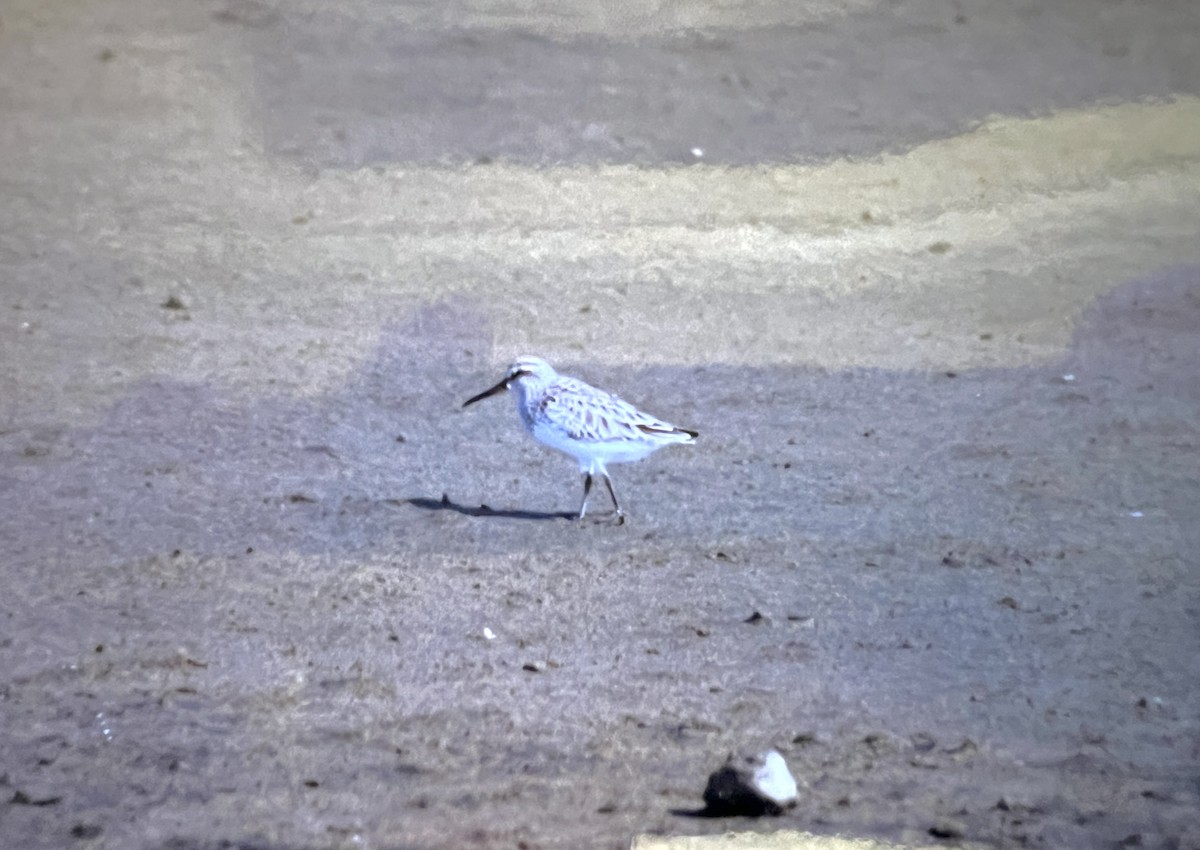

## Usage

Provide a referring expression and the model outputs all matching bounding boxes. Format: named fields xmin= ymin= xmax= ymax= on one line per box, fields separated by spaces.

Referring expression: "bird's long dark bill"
xmin=462 ymin=378 xmax=509 ymax=407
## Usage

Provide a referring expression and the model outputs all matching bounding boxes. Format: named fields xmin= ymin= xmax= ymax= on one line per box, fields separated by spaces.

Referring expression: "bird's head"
xmin=462 ymin=355 xmax=558 ymax=407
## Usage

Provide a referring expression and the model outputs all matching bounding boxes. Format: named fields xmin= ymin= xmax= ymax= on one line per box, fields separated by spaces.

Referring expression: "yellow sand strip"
xmin=631 ymin=830 xmax=983 ymax=850
xmin=276 ymin=97 xmax=1200 ymax=371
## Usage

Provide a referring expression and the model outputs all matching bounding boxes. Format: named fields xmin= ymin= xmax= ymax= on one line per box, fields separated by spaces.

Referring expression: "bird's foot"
xmin=576 ymin=509 xmax=625 ymax=526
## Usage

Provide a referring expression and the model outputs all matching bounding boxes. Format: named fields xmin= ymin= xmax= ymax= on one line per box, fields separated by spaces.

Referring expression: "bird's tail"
xmin=638 ymin=424 xmax=698 ymax=443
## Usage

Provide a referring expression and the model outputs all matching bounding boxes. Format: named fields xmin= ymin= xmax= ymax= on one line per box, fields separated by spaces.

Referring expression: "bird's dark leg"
xmin=601 ymin=474 xmax=625 ymax=525
xmin=578 ymin=473 xmax=593 ymax=520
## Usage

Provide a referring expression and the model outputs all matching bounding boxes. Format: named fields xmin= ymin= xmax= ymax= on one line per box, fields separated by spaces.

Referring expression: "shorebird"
xmin=463 ymin=356 xmax=697 ymax=523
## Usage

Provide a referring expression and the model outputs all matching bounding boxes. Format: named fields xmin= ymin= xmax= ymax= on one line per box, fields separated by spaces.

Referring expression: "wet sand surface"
xmin=2 ymin=1 xmax=1199 ymax=849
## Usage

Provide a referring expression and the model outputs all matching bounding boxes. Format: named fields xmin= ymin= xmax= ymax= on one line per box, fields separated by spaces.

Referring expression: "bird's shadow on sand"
xmin=401 ymin=494 xmax=577 ymax=522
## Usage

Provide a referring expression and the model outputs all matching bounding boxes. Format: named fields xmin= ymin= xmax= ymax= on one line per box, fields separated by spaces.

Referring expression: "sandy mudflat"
xmin=1 ymin=1 xmax=1199 ymax=848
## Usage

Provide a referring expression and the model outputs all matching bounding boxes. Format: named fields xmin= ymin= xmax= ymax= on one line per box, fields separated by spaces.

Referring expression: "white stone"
xmin=750 ymin=749 xmax=799 ymax=807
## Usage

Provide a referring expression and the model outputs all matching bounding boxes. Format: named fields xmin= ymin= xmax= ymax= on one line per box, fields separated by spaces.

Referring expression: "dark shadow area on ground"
xmin=2 ymin=266 xmax=1197 ymax=569
xmin=240 ymin=1 xmax=1200 ymax=166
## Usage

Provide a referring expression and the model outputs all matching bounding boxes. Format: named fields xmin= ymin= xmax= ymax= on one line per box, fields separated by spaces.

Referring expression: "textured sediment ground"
xmin=2 ymin=1 xmax=1199 ymax=848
